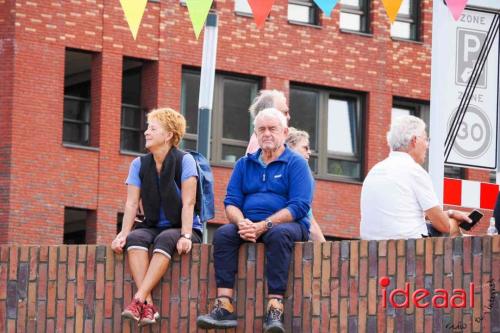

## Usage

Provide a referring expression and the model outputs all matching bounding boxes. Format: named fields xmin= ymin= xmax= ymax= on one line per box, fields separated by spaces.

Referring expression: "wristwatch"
xmin=265 ymin=218 xmax=273 ymax=230
xmin=181 ymin=233 xmax=192 ymax=240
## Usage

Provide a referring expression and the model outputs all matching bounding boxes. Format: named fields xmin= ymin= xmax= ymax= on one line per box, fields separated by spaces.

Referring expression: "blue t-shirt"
xmin=126 ymin=154 xmax=202 ymax=231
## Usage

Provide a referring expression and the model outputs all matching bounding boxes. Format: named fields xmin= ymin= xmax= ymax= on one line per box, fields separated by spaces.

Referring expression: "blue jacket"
xmin=224 ymin=146 xmax=314 ymax=229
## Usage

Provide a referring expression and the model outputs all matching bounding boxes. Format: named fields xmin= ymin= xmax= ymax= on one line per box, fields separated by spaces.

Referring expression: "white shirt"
xmin=360 ymin=151 xmax=439 ymax=240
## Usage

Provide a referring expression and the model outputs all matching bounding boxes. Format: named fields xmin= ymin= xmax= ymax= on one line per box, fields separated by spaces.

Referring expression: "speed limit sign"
xmin=447 ymin=105 xmax=492 ymax=159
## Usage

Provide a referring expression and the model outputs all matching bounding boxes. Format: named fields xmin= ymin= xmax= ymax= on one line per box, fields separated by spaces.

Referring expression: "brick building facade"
xmin=0 ymin=0 xmax=492 ymax=245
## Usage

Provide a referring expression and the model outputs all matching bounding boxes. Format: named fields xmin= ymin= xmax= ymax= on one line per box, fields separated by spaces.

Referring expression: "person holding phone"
xmin=360 ymin=115 xmax=472 ymax=240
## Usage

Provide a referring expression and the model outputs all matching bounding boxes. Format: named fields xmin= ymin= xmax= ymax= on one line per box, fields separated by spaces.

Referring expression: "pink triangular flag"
xmin=248 ymin=0 xmax=276 ymax=27
xmin=446 ymin=0 xmax=469 ymax=21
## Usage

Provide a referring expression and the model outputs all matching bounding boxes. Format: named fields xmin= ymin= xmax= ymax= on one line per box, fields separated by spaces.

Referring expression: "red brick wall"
xmin=1 ymin=0 xmax=493 ymax=244
xmin=1 ymin=237 xmax=499 ymax=332
xmin=0 ymin=0 xmax=16 ymax=244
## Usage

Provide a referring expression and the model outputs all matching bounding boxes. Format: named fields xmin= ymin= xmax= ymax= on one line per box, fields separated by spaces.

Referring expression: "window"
xmin=339 ymin=0 xmax=369 ymax=33
xmin=63 ymin=50 xmax=93 ymax=146
xmin=392 ymin=98 xmax=464 ymax=178
xmin=181 ymin=69 xmax=260 ymax=164
xmin=64 ymin=207 xmax=95 ymax=244
xmin=390 ymin=0 xmax=419 ymax=40
xmin=288 ymin=0 xmax=319 ymax=25
xmin=235 ymin=0 xmax=252 ymax=14
xmin=120 ymin=58 xmax=147 ymax=154
xmin=290 ymin=85 xmax=365 ymax=180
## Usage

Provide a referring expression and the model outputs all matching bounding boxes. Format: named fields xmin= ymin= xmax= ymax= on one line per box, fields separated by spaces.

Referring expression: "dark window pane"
xmin=181 ymin=72 xmax=201 ymax=134
xmin=308 ymin=156 xmax=318 ymax=173
xmin=122 ymin=69 xmax=141 ymax=105
xmin=121 ymin=130 xmax=143 ymax=152
xmin=328 ymin=158 xmax=360 ymax=178
xmin=121 ymin=106 xmax=142 ymax=129
xmin=64 ymin=50 xmax=92 ymax=146
xmin=64 ymin=50 xmax=92 ymax=98
xmin=181 ymin=138 xmax=197 ymax=150
xmin=289 ymin=88 xmax=319 ymax=151
xmin=63 ymin=122 xmax=89 ymax=145
xmin=64 ymin=98 xmax=91 ymax=122
xmin=222 ymin=78 xmax=256 ymax=141
xmin=222 ymin=145 xmax=247 ymax=163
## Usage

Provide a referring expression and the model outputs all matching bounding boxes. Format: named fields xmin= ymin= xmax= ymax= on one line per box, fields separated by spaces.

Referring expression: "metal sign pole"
xmin=196 ymin=12 xmax=218 ymax=244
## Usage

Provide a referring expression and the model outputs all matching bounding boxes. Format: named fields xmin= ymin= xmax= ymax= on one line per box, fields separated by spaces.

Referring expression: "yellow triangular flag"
xmin=119 ymin=0 xmax=148 ymax=40
xmin=186 ymin=0 xmax=214 ymax=39
xmin=381 ymin=0 xmax=404 ymax=23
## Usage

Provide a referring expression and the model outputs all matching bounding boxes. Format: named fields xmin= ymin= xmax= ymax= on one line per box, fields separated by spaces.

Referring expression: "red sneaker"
xmin=139 ymin=302 xmax=157 ymax=325
xmin=121 ymin=299 xmax=143 ymax=322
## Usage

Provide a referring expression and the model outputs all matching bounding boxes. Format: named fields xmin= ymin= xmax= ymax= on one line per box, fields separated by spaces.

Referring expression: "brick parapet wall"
xmin=1 ymin=236 xmax=499 ymax=332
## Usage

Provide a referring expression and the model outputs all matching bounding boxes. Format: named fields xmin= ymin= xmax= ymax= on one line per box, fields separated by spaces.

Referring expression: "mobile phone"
xmin=459 ymin=209 xmax=483 ymax=230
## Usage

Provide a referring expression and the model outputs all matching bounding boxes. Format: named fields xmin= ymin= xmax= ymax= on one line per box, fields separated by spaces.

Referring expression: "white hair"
xmin=249 ymin=90 xmax=286 ymax=118
xmin=253 ymin=108 xmax=288 ymax=128
xmin=386 ymin=115 xmax=426 ymax=151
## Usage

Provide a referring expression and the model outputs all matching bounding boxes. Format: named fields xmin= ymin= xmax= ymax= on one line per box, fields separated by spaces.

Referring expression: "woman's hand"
xmin=111 ymin=231 xmax=128 ymax=254
xmin=177 ymin=236 xmax=192 ymax=255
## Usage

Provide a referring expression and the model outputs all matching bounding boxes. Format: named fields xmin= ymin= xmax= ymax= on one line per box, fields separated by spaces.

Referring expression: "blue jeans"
xmin=213 ymin=222 xmax=308 ymax=295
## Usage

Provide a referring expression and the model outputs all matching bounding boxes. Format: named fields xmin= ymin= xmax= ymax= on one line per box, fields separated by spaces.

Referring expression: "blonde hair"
xmin=286 ymin=127 xmax=309 ymax=147
xmin=147 ymin=108 xmax=186 ymax=147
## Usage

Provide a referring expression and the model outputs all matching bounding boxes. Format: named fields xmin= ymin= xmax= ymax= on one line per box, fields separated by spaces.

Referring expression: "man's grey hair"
xmin=386 ymin=115 xmax=426 ymax=151
xmin=249 ymin=89 xmax=286 ymax=118
xmin=286 ymin=127 xmax=309 ymax=147
xmin=253 ymin=108 xmax=287 ymax=128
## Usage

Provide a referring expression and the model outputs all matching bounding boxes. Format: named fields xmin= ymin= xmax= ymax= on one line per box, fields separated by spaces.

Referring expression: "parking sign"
xmin=456 ymin=28 xmax=487 ymax=88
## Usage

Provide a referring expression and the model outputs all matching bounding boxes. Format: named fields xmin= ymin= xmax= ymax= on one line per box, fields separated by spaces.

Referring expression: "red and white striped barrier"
xmin=443 ymin=178 xmax=499 ymax=210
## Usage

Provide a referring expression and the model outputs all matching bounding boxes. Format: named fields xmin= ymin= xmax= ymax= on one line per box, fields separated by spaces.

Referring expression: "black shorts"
xmin=124 ymin=227 xmax=202 ymax=258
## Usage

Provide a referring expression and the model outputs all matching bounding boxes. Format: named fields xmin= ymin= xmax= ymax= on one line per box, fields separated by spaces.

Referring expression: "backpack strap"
xmin=172 ymin=148 xmax=187 ymax=190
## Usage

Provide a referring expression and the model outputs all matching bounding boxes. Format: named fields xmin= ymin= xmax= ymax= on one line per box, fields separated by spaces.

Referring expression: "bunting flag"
xmin=248 ymin=0 xmax=276 ymax=27
xmin=381 ymin=0 xmax=404 ymax=23
xmin=313 ymin=0 xmax=339 ymax=17
xmin=186 ymin=0 xmax=214 ymax=39
xmin=119 ymin=0 xmax=148 ymax=40
xmin=445 ymin=0 xmax=469 ymax=21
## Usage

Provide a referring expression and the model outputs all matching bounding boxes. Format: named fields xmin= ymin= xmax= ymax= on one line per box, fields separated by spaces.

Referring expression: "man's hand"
xmin=447 ymin=210 xmax=472 ymax=224
xmin=238 ymin=220 xmax=267 ymax=242
xmin=176 ymin=237 xmax=192 ymax=255
xmin=111 ymin=231 xmax=128 ymax=254
xmin=447 ymin=210 xmax=472 ymax=237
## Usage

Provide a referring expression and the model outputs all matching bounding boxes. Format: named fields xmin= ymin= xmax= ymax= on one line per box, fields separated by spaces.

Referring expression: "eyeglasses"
xmin=416 ymin=135 xmax=430 ymax=143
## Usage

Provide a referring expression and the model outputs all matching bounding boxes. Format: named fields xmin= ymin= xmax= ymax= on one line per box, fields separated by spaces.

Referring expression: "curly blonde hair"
xmin=147 ymin=108 xmax=186 ymax=147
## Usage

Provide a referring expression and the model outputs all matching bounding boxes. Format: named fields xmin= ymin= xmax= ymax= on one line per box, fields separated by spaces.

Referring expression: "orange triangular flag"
xmin=381 ymin=0 xmax=404 ymax=23
xmin=248 ymin=0 xmax=276 ymax=27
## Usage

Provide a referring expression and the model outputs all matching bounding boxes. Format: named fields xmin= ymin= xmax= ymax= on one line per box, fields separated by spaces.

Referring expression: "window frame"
xmin=63 ymin=95 xmax=91 ymax=146
xmin=120 ymin=64 xmax=147 ymax=154
xmin=287 ymin=0 xmax=320 ymax=26
xmin=290 ymin=84 xmax=365 ymax=182
xmin=180 ymin=68 xmax=261 ymax=166
xmin=339 ymin=0 xmax=370 ymax=33
xmin=391 ymin=0 xmax=420 ymax=41
xmin=234 ymin=0 xmax=253 ymax=16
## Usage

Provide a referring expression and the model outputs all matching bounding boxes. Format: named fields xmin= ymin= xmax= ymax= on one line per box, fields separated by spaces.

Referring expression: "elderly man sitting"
xmin=360 ymin=115 xmax=471 ymax=240
xmin=197 ymin=108 xmax=313 ymax=333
